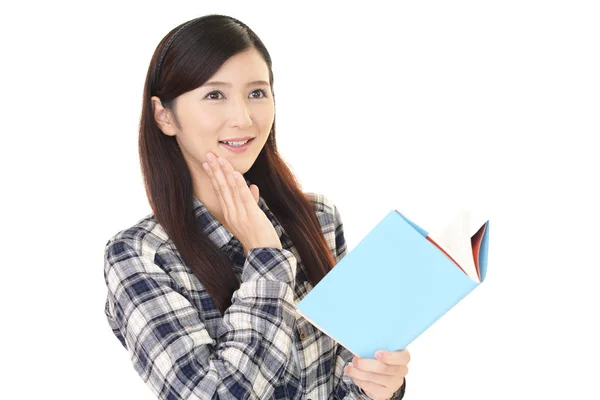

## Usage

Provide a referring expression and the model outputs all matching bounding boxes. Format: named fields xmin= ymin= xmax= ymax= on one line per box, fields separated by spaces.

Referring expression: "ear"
xmin=151 ymin=96 xmax=177 ymax=137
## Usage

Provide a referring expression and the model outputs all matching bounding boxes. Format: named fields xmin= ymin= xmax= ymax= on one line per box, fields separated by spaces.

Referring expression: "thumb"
xmin=249 ymin=184 xmax=260 ymax=204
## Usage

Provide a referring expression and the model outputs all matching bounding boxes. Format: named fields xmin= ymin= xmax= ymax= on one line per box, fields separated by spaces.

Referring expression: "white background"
xmin=2 ymin=0 xmax=598 ymax=399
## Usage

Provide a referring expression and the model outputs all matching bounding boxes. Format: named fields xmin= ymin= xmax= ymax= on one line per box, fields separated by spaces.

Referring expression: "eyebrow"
xmin=203 ymin=80 xmax=270 ymax=87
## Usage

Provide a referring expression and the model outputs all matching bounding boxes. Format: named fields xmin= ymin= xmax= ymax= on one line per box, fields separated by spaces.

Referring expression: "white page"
xmin=427 ymin=209 xmax=483 ymax=282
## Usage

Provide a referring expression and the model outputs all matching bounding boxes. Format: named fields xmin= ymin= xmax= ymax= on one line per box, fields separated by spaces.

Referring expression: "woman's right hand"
xmin=202 ymin=152 xmax=283 ymax=256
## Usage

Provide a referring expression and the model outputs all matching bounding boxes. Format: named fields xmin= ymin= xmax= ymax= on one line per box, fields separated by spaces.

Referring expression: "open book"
xmin=295 ymin=208 xmax=490 ymax=358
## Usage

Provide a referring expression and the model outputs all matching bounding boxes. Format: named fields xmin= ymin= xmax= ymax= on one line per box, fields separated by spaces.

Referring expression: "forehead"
xmin=208 ymin=48 xmax=269 ymax=84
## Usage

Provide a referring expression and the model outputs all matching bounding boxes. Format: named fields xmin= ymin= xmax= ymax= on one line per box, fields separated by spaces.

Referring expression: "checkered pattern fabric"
xmin=103 ymin=181 xmax=405 ymax=399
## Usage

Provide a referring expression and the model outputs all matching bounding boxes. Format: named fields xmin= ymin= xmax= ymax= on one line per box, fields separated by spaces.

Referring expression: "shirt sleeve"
xmin=104 ymin=239 xmax=299 ymax=400
xmin=328 ymin=201 xmax=406 ymax=400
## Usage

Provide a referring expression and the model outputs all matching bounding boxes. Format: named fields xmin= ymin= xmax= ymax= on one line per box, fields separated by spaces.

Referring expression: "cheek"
xmin=178 ymin=109 xmax=224 ymax=151
xmin=194 ymin=108 xmax=224 ymax=130
xmin=175 ymin=126 xmax=219 ymax=158
xmin=255 ymin=105 xmax=275 ymax=130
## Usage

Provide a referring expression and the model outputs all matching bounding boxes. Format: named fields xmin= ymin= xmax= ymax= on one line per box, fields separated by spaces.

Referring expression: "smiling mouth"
xmin=218 ymin=138 xmax=255 ymax=152
xmin=218 ymin=137 xmax=255 ymax=144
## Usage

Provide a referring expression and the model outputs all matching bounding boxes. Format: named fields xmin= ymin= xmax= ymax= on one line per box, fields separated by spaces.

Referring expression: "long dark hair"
xmin=139 ymin=14 xmax=335 ymax=314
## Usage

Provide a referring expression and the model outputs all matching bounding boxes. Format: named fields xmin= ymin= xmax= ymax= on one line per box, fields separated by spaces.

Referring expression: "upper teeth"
xmin=222 ymin=139 xmax=249 ymax=146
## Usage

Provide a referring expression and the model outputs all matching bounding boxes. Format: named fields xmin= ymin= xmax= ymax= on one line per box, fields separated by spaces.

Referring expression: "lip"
xmin=219 ymin=137 xmax=254 ymax=153
xmin=219 ymin=136 xmax=254 ymax=142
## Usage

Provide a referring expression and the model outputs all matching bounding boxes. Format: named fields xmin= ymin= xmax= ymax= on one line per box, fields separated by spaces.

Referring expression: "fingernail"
xmin=218 ymin=157 xmax=225 ymax=166
xmin=376 ymin=350 xmax=384 ymax=360
xmin=202 ymin=162 xmax=209 ymax=171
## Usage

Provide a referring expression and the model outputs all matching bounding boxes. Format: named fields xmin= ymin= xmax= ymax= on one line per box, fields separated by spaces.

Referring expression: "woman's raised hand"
xmin=202 ymin=152 xmax=282 ymax=256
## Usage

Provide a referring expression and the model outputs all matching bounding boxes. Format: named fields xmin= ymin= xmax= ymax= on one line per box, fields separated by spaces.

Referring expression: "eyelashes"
xmin=205 ymin=88 xmax=268 ymax=100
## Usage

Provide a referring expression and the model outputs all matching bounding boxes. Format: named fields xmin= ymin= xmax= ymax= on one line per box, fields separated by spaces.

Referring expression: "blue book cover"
xmin=295 ymin=209 xmax=490 ymax=358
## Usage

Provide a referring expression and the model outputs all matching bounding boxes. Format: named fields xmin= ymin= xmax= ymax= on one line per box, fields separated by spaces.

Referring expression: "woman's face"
xmin=152 ymin=47 xmax=275 ymax=176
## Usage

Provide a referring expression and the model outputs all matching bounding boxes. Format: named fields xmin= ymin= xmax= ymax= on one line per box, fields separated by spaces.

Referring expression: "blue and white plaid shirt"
xmin=103 ymin=182 xmax=406 ymax=399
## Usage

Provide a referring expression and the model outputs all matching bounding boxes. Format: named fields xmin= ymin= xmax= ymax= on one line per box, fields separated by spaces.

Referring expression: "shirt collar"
xmin=192 ymin=177 xmax=284 ymax=249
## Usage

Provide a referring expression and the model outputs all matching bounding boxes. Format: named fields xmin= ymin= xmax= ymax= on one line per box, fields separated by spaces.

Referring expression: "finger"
xmin=214 ymin=157 xmax=239 ymax=219
xmin=202 ymin=157 xmax=227 ymax=213
xmin=345 ymin=364 xmax=398 ymax=388
xmin=249 ymin=184 xmax=259 ymax=204
xmin=217 ymin=157 xmax=248 ymax=220
xmin=375 ymin=349 xmax=411 ymax=366
xmin=350 ymin=377 xmax=392 ymax=400
xmin=204 ymin=154 xmax=235 ymax=218
xmin=352 ymin=356 xmax=405 ymax=376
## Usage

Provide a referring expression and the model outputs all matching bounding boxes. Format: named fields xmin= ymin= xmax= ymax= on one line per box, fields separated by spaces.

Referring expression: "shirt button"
xmin=299 ymin=331 xmax=307 ymax=341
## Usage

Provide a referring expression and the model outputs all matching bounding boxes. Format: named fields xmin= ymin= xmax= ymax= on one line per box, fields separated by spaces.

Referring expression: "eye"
xmin=250 ymin=89 xmax=267 ymax=99
xmin=205 ymin=91 xmax=224 ymax=100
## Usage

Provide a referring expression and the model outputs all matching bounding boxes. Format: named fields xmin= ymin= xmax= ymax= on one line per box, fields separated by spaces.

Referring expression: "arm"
xmin=104 ymin=240 xmax=298 ymax=400
xmin=329 ymin=201 xmax=406 ymax=400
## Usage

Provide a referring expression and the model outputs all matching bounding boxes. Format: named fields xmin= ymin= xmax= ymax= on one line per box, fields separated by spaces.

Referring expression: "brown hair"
xmin=139 ymin=14 xmax=335 ymax=314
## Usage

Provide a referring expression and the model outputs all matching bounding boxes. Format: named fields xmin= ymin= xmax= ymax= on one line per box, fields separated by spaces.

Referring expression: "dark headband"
xmin=155 ymin=17 xmax=202 ymax=87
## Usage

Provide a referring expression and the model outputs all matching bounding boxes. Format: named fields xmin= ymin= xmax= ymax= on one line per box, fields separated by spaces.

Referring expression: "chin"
xmin=223 ymin=158 xmax=249 ymax=174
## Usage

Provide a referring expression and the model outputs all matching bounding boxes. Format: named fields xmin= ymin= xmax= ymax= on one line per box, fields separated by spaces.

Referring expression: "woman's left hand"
xmin=344 ymin=349 xmax=410 ymax=400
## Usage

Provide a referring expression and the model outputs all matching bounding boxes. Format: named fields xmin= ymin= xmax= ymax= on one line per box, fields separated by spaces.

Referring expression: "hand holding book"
xmin=344 ymin=349 xmax=409 ymax=400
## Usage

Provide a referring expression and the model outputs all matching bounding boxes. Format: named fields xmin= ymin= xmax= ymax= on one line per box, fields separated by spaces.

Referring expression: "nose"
xmin=227 ymin=95 xmax=252 ymax=129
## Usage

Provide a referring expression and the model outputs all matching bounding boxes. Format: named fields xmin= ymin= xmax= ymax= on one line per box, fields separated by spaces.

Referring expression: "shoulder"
xmin=304 ymin=192 xmax=347 ymax=264
xmin=103 ymin=212 xmax=171 ymax=278
xmin=304 ymin=191 xmax=342 ymax=232
xmin=304 ymin=192 xmax=336 ymax=214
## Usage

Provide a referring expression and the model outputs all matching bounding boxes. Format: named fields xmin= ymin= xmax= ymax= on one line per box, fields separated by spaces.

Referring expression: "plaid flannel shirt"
xmin=103 ymin=181 xmax=406 ymax=399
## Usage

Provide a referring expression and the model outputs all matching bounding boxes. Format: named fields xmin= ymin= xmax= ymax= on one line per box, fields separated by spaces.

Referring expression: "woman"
xmin=103 ymin=14 xmax=408 ymax=399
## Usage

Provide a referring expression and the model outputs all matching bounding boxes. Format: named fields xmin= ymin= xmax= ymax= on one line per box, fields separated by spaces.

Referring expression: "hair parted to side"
xmin=140 ymin=14 xmax=336 ymax=314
